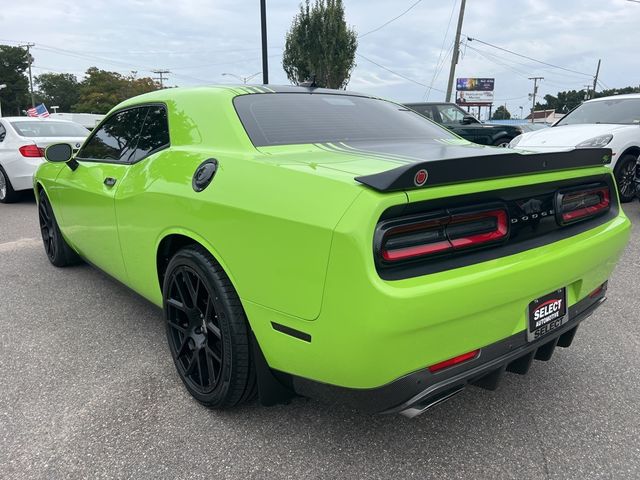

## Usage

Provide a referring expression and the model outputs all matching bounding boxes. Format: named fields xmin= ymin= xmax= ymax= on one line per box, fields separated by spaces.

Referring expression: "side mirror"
xmin=461 ymin=115 xmax=477 ymax=125
xmin=45 ymin=143 xmax=78 ymax=171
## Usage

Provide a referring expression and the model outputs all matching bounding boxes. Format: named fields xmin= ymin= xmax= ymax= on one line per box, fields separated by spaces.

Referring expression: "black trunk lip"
xmin=355 ymin=147 xmax=612 ymax=192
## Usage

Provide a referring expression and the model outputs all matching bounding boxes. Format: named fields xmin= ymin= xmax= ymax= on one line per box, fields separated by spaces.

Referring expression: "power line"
xmin=425 ymin=0 xmax=458 ymax=100
xmin=358 ymin=0 xmax=422 ymax=38
xmin=465 ymin=36 xmax=593 ymax=77
xmin=355 ymin=52 xmax=444 ymax=91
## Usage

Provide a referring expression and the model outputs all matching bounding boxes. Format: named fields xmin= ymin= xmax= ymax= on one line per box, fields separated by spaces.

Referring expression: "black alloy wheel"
xmin=493 ymin=138 xmax=512 ymax=148
xmin=38 ymin=191 xmax=58 ymax=262
xmin=166 ymin=265 xmax=225 ymax=395
xmin=614 ymin=154 xmax=638 ymax=203
xmin=163 ymin=246 xmax=256 ymax=408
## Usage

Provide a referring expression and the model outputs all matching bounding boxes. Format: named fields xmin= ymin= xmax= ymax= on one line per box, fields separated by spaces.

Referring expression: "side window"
xmin=130 ymin=106 xmax=170 ymax=163
xmin=414 ymin=106 xmax=435 ymax=121
xmin=436 ymin=105 xmax=466 ymax=124
xmin=77 ymin=107 xmax=148 ymax=162
xmin=0 ymin=122 xmax=6 ymax=142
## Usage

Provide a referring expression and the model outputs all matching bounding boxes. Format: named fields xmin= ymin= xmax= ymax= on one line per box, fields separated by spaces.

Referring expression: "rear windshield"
xmin=10 ymin=121 xmax=89 ymax=138
xmin=234 ymin=93 xmax=454 ymax=147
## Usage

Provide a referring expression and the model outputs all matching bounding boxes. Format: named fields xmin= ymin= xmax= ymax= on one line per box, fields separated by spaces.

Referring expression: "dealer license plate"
xmin=527 ymin=288 xmax=568 ymax=342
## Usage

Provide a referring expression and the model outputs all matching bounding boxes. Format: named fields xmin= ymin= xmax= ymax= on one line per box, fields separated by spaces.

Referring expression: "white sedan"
xmin=510 ymin=93 xmax=640 ymax=202
xmin=0 ymin=117 xmax=89 ymax=203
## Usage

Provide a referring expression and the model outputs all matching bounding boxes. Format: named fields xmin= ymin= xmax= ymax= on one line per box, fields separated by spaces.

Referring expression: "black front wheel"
xmin=492 ymin=138 xmax=512 ymax=148
xmin=163 ymin=245 xmax=256 ymax=408
xmin=38 ymin=190 xmax=81 ymax=267
xmin=614 ymin=154 xmax=638 ymax=203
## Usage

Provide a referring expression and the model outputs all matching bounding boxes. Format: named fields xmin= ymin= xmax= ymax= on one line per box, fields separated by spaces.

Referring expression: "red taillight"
xmin=589 ymin=281 xmax=607 ymax=299
xmin=380 ymin=207 xmax=509 ymax=263
xmin=557 ymin=186 xmax=610 ymax=225
xmin=428 ymin=349 xmax=479 ymax=373
xmin=19 ymin=145 xmax=45 ymax=157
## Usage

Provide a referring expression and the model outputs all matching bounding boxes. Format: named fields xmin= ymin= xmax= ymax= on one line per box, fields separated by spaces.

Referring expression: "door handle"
xmin=104 ymin=177 xmax=117 ymax=187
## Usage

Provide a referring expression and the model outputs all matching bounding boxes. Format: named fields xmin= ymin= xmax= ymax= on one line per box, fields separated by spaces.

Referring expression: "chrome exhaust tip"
xmin=399 ymin=385 xmax=465 ymax=418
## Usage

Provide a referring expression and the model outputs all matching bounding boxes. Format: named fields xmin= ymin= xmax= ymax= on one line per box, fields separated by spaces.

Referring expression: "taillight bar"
xmin=556 ymin=184 xmax=610 ymax=225
xmin=19 ymin=145 xmax=45 ymax=158
xmin=379 ymin=207 xmax=509 ymax=263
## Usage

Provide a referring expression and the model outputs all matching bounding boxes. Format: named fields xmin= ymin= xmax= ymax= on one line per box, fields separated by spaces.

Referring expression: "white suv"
xmin=510 ymin=93 xmax=640 ymax=202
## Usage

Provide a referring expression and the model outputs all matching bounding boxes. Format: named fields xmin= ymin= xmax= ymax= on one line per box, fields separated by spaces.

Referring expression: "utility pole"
xmin=591 ymin=59 xmax=601 ymax=100
xmin=528 ymin=76 xmax=543 ymax=124
xmin=19 ymin=43 xmax=36 ymax=107
xmin=583 ymin=84 xmax=592 ymax=101
xmin=152 ymin=69 xmax=171 ymax=89
xmin=260 ymin=0 xmax=269 ymax=84
xmin=445 ymin=0 xmax=466 ymax=102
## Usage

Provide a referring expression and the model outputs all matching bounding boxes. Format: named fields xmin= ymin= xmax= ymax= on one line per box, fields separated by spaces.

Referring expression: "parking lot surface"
xmin=1 ymin=195 xmax=639 ymax=480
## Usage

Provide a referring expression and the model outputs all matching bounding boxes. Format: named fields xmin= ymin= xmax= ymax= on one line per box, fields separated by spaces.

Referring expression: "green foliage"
xmin=492 ymin=105 xmax=511 ymax=120
xmin=73 ymin=68 xmax=159 ymax=114
xmin=0 ymin=45 xmax=30 ymax=115
xmin=35 ymin=73 xmax=80 ymax=112
xmin=536 ymin=86 xmax=640 ymax=113
xmin=282 ymin=0 xmax=357 ymax=89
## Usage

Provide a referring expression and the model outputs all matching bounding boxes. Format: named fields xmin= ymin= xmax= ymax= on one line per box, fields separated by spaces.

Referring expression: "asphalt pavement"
xmin=1 ymin=194 xmax=639 ymax=480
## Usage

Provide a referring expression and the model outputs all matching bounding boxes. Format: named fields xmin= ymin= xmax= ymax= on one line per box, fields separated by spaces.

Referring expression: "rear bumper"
xmin=3 ymin=156 xmax=43 ymax=191
xmin=291 ymin=284 xmax=607 ymax=416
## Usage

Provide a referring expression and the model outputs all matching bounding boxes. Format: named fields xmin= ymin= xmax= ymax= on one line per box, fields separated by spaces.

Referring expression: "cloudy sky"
xmin=1 ymin=0 xmax=639 ymax=117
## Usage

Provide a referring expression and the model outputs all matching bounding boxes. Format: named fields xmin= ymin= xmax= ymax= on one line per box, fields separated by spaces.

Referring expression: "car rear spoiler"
xmin=354 ymin=148 xmax=612 ymax=192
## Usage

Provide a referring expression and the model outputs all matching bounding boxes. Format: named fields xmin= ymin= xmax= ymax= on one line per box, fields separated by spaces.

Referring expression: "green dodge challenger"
xmin=35 ymin=85 xmax=631 ymax=417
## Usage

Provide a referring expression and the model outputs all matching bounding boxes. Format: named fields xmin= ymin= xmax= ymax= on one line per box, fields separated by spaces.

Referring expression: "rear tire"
xmin=614 ymin=154 xmax=637 ymax=203
xmin=38 ymin=189 xmax=81 ymax=267
xmin=0 ymin=167 xmax=19 ymax=203
xmin=163 ymin=245 xmax=256 ymax=408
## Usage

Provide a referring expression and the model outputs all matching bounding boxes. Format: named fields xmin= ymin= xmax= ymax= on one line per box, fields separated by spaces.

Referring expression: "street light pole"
xmin=260 ymin=0 xmax=269 ymax=85
xmin=260 ymin=0 xmax=269 ymax=84
xmin=222 ymin=72 xmax=262 ymax=84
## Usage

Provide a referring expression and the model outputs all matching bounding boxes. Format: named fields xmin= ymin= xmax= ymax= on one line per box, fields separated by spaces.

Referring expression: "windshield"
xmin=234 ymin=93 xmax=455 ymax=147
xmin=556 ymin=98 xmax=640 ymax=126
xmin=10 ymin=121 xmax=89 ymax=138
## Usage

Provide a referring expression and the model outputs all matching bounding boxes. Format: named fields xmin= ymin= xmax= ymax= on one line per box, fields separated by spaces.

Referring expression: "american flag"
xmin=26 ymin=104 xmax=50 ymax=118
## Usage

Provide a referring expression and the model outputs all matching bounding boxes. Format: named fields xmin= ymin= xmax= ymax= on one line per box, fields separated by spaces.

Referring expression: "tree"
xmin=0 ymin=45 xmax=30 ymax=115
xmin=73 ymin=67 xmax=159 ymax=113
xmin=35 ymin=73 xmax=80 ymax=112
xmin=492 ymin=105 xmax=511 ymax=120
xmin=282 ymin=0 xmax=357 ymax=89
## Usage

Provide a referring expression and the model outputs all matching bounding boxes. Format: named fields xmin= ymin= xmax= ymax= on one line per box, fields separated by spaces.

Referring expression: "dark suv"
xmin=405 ymin=102 xmax=522 ymax=147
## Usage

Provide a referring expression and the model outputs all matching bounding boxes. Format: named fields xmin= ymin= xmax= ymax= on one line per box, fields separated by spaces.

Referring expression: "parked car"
xmin=519 ymin=123 xmax=550 ymax=133
xmin=510 ymin=93 xmax=640 ymax=202
xmin=404 ymin=102 xmax=523 ymax=146
xmin=35 ymin=86 xmax=630 ymax=417
xmin=0 ymin=117 xmax=89 ymax=203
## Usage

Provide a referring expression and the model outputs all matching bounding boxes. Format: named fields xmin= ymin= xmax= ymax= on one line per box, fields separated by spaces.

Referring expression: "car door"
xmin=434 ymin=104 xmax=481 ymax=143
xmin=54 ymin=106 xmax=149 ymax=282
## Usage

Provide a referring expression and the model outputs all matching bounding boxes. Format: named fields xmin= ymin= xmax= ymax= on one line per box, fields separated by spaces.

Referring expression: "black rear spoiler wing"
xmin=354 ymin=148 xmax=612 ymax=192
